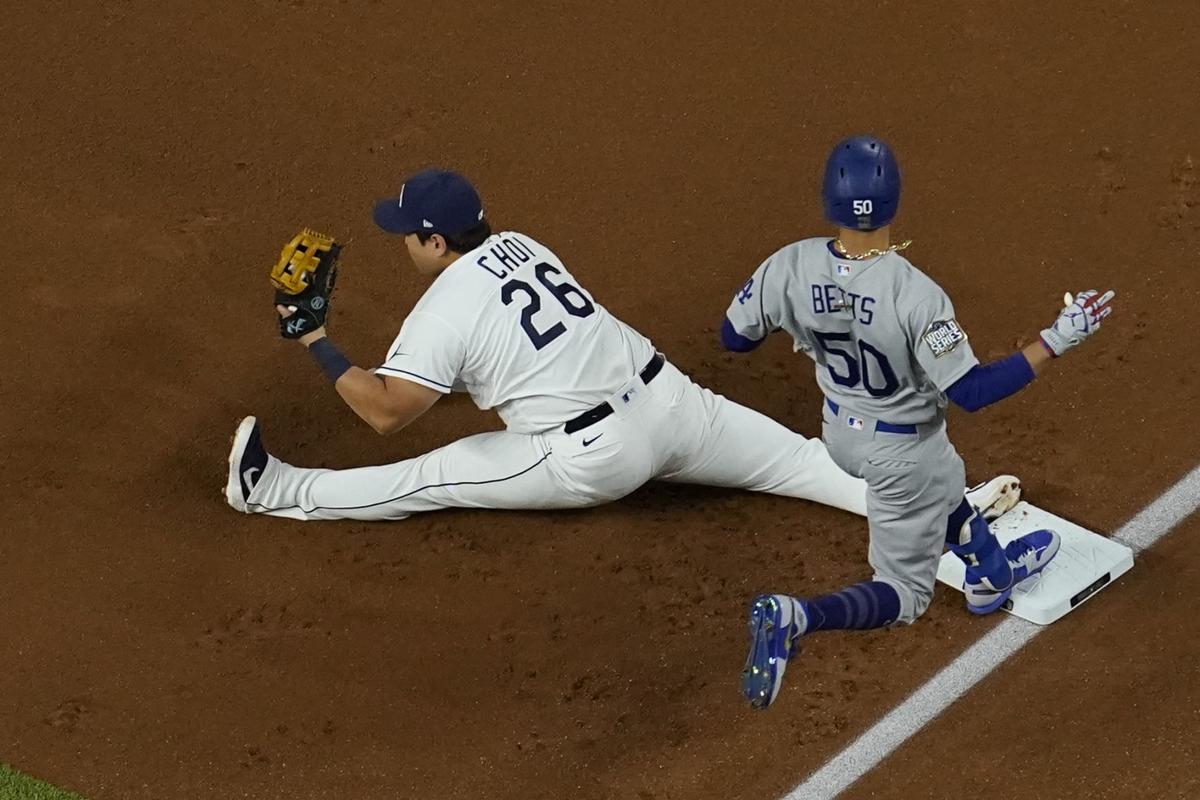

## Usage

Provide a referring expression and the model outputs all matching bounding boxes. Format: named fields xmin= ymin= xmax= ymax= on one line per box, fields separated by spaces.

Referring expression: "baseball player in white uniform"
xmin=226 ymin=168 xmax=882 ymax=521
xmin=732 ymin=137 xmax=1116 ymax=709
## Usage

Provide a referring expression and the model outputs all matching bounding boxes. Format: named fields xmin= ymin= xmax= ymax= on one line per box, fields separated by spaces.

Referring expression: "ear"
xmin=430 ymin=233 xmax=449 ymax=255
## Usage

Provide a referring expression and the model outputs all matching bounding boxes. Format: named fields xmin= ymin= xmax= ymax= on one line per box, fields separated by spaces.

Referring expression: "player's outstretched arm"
xmin=946 ymin=289 xmax=1115 ymax=412
xmin=279 ymin=311 xmax=442 ymax=435
xmin=327 ymin=361 xmax=441 ymax=435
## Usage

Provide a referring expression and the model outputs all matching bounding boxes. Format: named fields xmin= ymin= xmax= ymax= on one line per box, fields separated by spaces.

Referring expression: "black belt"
xmin=564 ymin=353 xmax=665 ymax=434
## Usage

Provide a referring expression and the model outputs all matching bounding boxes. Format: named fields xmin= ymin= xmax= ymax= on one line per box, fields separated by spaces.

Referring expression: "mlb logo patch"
xmin=923 ymin=319 xmax=968 ymax=357
xmin=846 ymin=416 xmax=865 ymax=430
xmin=836 ymin=264 xmax=852 ymax=276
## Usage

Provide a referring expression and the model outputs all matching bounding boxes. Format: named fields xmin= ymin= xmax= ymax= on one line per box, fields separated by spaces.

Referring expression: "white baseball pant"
xmin=242 ymin=358 xmax=869 ymax=521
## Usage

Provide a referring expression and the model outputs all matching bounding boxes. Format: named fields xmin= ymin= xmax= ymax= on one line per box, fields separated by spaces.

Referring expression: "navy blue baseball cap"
xmin=373 ymin=169 xmax=484 ymax=237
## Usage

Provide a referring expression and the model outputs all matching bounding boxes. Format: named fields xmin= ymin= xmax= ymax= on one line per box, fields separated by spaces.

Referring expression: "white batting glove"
xmin=1039 ymin=289 xmax=1116 ymax=356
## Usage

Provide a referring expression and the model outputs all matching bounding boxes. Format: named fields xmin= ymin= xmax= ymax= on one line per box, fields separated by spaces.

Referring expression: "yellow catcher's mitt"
xmin=270 ymin=228 xmax=341 ymax=339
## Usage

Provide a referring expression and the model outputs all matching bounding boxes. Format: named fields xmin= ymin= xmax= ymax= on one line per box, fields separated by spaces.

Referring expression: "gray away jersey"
xmin=726 ymin=238 xmax=978 ymax=424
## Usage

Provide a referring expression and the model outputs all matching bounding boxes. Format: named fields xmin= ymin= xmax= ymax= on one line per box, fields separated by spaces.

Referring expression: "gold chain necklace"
xmin=832 ymin=238 xmax=913 ymax=261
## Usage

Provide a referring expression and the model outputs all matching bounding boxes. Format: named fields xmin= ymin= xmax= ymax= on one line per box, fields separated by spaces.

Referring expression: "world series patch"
xmin=923 ymin=319 xmax=967 ymax=357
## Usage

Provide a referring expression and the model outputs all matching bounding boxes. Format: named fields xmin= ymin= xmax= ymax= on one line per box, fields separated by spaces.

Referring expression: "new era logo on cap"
xmin=373 ymin=169 xmax=484 ymax=238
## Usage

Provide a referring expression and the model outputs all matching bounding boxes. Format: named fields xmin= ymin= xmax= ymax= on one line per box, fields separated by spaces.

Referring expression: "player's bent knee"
xmin=877 ymin=577 xmax=933 ymax=625
xmin=909 ymin=586 xmax=934 ymax=621
xmin=892 ymin=588 xmax=934 ymax=625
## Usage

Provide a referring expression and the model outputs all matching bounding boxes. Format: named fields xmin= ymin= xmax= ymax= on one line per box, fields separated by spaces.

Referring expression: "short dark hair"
xmin=416 ymin=219 xmax=492 ymax=255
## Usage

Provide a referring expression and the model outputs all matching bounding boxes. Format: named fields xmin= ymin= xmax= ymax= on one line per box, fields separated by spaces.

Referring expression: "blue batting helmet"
xmin=822 ymin=136 xmax=901 ymax=230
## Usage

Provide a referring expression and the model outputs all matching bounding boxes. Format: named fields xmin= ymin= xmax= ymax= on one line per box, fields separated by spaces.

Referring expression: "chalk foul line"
xmin=787 ymin=463 xmax=1200 ymax=800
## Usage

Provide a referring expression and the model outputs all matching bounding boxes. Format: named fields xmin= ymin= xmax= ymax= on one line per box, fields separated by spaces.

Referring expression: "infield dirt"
xmin=3 ymin=2 xmax=1198 ymax=799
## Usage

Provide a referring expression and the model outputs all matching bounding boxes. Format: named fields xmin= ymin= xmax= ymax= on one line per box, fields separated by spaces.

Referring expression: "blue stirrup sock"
xmin=801 ymin=581 xmax=902 ymax=632
xmin=799 ymin=499 xmax=1015 ymax=632
xmin=946 ymin=497 xmax=1012 ymax=589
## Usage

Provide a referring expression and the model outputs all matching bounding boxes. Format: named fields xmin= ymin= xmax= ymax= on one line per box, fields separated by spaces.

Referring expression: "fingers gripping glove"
xmin=1039 ymin=289 xmax=1115 ymax=356
xmin=270 ymin=229 xmax=342 ymax=339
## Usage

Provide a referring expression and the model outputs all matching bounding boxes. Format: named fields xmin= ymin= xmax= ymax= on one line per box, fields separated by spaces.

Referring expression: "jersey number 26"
xmin=501 ymin=263 xmax=596 ymax=350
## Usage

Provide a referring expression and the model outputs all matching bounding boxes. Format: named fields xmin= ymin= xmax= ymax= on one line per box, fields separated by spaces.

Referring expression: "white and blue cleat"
xmin=744 ymin=530 xmax=1061 ymax=708
xmin=965 ymin=528 xmax=1061 ymax=615
xmin=741 ymin=594 xmax=809 ymax=710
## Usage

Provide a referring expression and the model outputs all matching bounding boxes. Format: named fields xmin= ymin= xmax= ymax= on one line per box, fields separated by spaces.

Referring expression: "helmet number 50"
xmin=852 ymin=199 xmax=874 ymax=215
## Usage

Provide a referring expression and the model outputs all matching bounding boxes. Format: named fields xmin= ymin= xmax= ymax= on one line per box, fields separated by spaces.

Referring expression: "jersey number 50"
xmin=501 ymin=263 xmax=596 ymax=350
xmin=813 ymin=331 xmax=899 ymax=397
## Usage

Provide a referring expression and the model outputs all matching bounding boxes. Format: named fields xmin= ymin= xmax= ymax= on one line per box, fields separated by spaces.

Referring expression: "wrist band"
xmin=308 ymin=337 xmax=352 ymax=383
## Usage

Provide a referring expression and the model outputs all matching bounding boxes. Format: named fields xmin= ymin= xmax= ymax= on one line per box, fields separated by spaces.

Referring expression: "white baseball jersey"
xmin=242 ymin=233 xmax=873 ymax=525
xmin=726 ymin=238 xmax=979 ymax=424
xmin=376 ymin=231 xmax=656 ymax=434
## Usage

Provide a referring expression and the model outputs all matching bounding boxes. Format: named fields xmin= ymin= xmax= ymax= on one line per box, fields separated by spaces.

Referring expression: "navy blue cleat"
xmin=225 ymin=416 xmax=268 ymax=513
xmin=965 ymin=529 xmax=1061 ymax=615
xmin=742 ymin=594 xmax=808 ymax=710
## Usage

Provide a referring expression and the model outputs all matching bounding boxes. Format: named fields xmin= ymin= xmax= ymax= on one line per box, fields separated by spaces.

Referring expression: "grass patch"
xmin=0 ymin=764 xmax=87 ymax=800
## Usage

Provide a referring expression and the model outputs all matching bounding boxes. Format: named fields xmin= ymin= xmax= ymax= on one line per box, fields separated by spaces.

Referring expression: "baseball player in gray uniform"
xmin=729 ymin=136 xmax=1115 ymax=709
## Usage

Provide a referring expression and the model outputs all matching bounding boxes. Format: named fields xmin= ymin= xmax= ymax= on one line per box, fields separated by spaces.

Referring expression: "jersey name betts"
xmin=726 ymin=238 xmax=979 ymax=424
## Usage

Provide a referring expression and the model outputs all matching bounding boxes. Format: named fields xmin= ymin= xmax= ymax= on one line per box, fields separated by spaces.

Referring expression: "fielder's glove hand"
xmin=270 ymin=228 xmax=342 ymax=339
xmin=1039 ymin=289 xmax=1115 ymax=356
